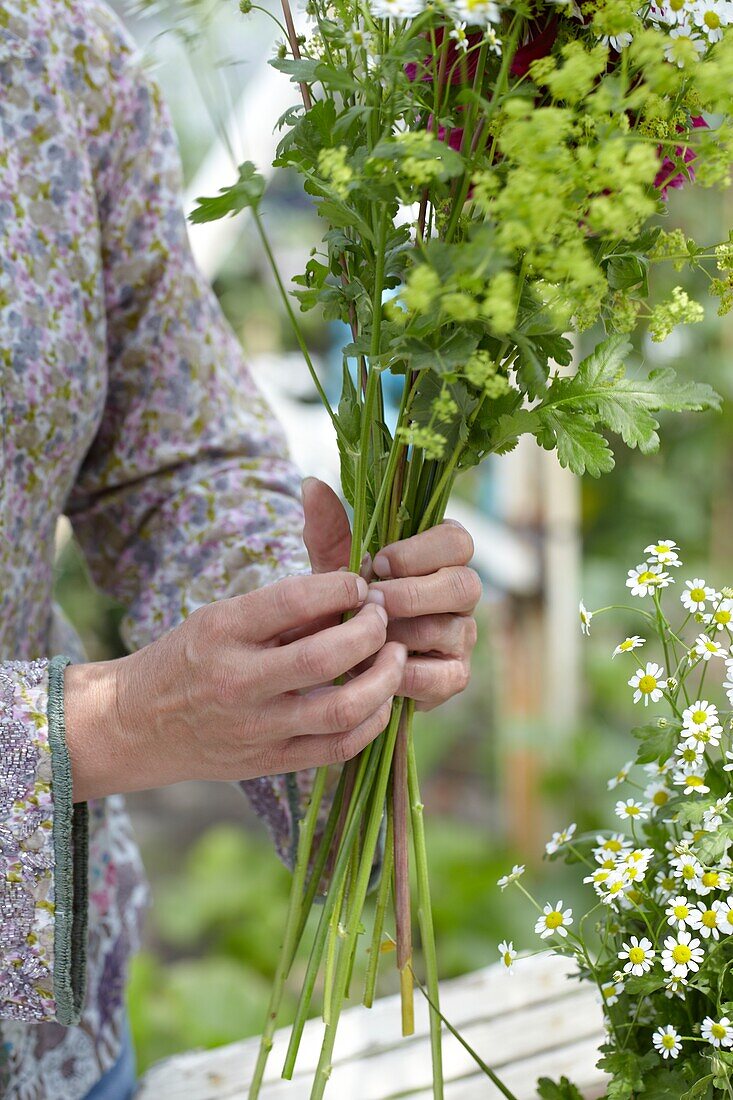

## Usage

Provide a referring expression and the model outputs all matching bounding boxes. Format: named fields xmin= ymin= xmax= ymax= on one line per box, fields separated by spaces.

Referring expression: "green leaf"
xmin=336 ymin=362 xmax=361 ymax=507
xmin=537 ymin=1077 xmax=584 ymax=1099
xmin=401 ymin=329 xmax=480 ymax=375
xmin=641 ymin=1067 xmax=696 ymax=1099
xmin=513 ymin=334 xmax=551 ymax=400
xmin=189 ymin=162 xmax=265 ymax=223
xmin=605 ymin=253 xmax=649 ymax=296
xmin=632 ymin=720 xmax=682 ymax=765
xmin=623 ymin=971 xmax=665 ymax=996
xmin=540 ymin=410 xmax=615 ymax=477
xmin=680 ymin=1075 xmax=714 ymax=1100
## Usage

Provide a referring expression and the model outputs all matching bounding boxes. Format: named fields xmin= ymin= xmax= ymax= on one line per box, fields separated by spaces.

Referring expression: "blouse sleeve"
xmin=64 ymin=19 xmax=315 ymax=864
xmin=0 ymin=658 xmax=88 ymax=1025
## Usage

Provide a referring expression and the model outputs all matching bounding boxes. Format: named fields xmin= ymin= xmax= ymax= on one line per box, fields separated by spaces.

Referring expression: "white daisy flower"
xmin=687 ymin=899 xmax=727 ymax=939
xmin=448 ymin=20 xmax=469 ymax=50
xmin=655 ymin=870 xmax=678 ymax=900
xmin=650 ymin=0 xmax=694 ymax=27
xmin=671 ymin=851 xmax=703 ymax=885
xmin=612 ymin=635 xmax=645 ymax=659
xmin=683 ymin=724 xmax=722 ymax=751
xmin=716 ymin=895 xmax=733 ymax=932
xmin=724 ymin=663 xmax=733 ymax=707
xmin=661 ymin=929 xmax=704 ymax=978
xmin=498 ymin=940 xmax=518 ymax=973
xmin=683 ymin=700 xmax=719 ymax=730
xmin=702 ymin=1015 xmax=733 ymax=1048
xmin=454 ymin=0 xmax=501 ymax=25
xmin=600 ymin=978 xmax=624 ymax=1006
xmin=666 ymin=895 xmax=693 ymax=929
xmin=615 ymin=798 xmax=649 ymax=821
xmin=704 ymin=597 xmax=733 ymax=632
xmin=673 ymin=768 xmax=710 ymax=796
xmin=545 ymin=823 xmax=576 ymax=855
xmin=619 ymin=935 xmax=655 ymax=976
xmin=693 ymin=867 xmax=731 ymax=896
xmin=579 ymin=601 xmax=593 ymax=636
xmin=693 ymin=0 xmax=731 ymax=40
xmin=645 ymin=540 xmax=682 ymax=567
xmin=535 ymin=900 xmax=573 ymax=939
xmin=497 ymin=864 xmax=525 ymax=890
xmin=627 ymin=564 xmax=673 ymax=597
xmin=681 ymin=579 xmax=716 ymax=612
xmin=675 ymin=743 xmax=704 ymax=768
xmin=704 ymin=795 xmax=733 ymax=831
xmin=599 ymin=29 xmax=634 ymax=48
xmin=653 ymin=1024 xmax=682 ymax=1059
xmin=665 ymin=21 xmax=707 ymax=64
xmin=644 ymin=781 xmax=671 ymax=811
xmin=370 ymin=0 xmax=425 ymax=19
xmin=608 ymin=761 xmax=634 ymax=791
xmin=663 ymin=974 xmax=687 ymax=998
xmin=690 ymin=634 xmax=727 ymax=662
xmin=595 ymin=833 xmax=633 ymax=859
xmin=645 ymin=757 xmax=675 ymax=778
xmin=628 ymin=662 xmax=668 ymax=706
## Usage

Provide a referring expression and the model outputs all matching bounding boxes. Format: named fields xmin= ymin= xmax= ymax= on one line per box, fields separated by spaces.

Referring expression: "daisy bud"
xmin=658 ymin=717 xmax=668 ymax=728
xmin=667 ymin=677 xmax=678 ymax=691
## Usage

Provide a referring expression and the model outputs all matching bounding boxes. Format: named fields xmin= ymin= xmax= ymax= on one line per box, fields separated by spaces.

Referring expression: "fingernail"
xmin=372 ymin=603 xmax=388 ymax=626
xmin=356 ymin=575 xmax=368 ymax=602
xmin=300 ymin=476 xmax=317 ymax=501
xmin=372 ymin=552 xmax=391 ymax=577
xmin=359 ymin=552 xmax=373 ymax=580
xmin=366 ymin=587 xmax=385 ymax=607
xmin=442 ymin=518 xmax=466 ymax=530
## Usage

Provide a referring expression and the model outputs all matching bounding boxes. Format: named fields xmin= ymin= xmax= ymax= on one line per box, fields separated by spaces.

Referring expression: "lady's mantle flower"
xmin=619 ymin=936 xmax=655 ymax=976
xmin=666 ymin=895 xmax=694 ymax=930
xmin=612 ymin=635 xmax=645 ymax=659
xmin=645 ymin=540 xmax=682 ymax=568
xmin=702 ymin=1016 xmax=733 ymax=1048
xmin=615 ymin=798 xmax=649 ymax=821
xmin=546 ymin=823 xmax=576 ymax=854
xmin=653 ymin=1024 xmax=682 ymax=1060
xmin=579 ymin=601 xmax=593 ymax=635
xmin=498 ymin=940 xmax=518 ymax=973
xmin=661 ymin=930 xmax=705 ymax=978
xmin=608 ymin=761 xmax=633 ymax=790
xmin=627 ymin=564 xmax=672 ymax=597
xmin=681 ymin=578 xmax=716 ymax=612
xmin=497 ymin=864 xmax=525 ymax=890
xmin=535 ymin=901 xmax=573 ymax=939
xmin=687 ymin=899 xmax=728 ymax=940
xmin=690 ymin=633 xmax=727 ymax=661
xmin=628 ymin=663 xmax=667 ymax=706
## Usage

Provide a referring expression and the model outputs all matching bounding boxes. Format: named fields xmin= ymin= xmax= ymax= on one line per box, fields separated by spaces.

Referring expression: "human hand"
xmin=302 ymin=478 xmax=481 ymax=711
xmin=65 ymin=571 xmax=406 ymax=801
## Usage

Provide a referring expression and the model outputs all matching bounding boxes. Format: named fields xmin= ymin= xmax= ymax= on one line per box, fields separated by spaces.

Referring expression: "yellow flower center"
xmin=692 ymin=709 xmax=708 ymax=725
xmin=639 ymin=674 xmax=658 ymax=693
xmin=638 ymin=571 xmax=657 ymax=584
xmin=703 ymin=910 xmax=717 ymax=928
xmin=674 ymin=904 xmax=689 ymax=919
xmin=602 ymin=985 xmax=615 ymax=999
xmin=680 ymin=748 xmax=697 ymax=763
xmin=670 ymin=0 xmax=685 ymax=10
xmin=705 ymin=10 xmax=721 ymax=28
xmin=653 ymin=790 xmax=669 ymax=806
xmin=626 ymin=805 xmax=641 ymax=816
xmin=713 ymin=1023 xmax=728 ymax=1040
xmin=705 ymin=641 xmax=718 ymax=652
xmin=686 ymin=775 xmax=705 ymax=788
xmin=715 ymin=610 xmax=731 ymax=624
xmin=702 ymin=872 xmax=719 ymax=887
xmin=607 ymin=839 xmax=622 ymax=852
xmin=503 ymin=951 xmax=513 ymax=967
xmin=545 ymin=911 xmax=563 ymax=929
xmin=662 ymin=1033 xmax=677 ymax=1049
xmin=672 ymin=944 xmax=692 ymax=964
xmin=690 ymin=587 xmax=706 ymax=602
xmin=683 ymin=864 xmax=696 ymax=879
xmin=629 ymin=947 xmax=646 ymax=964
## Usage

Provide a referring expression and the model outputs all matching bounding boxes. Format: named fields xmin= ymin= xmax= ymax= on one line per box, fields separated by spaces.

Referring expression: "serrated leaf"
xmin=189 ymin=161 xmax=265 ymax=223
xmin=401 ymin=329 xmax=480 ymax=375
xmin=537 ymin=1077 xmax=584 ymax=1099
xmin=680 ymin=1075 xmax=713 ymax=1100
xmin=632 ymin=721 xmax=681 ymax=765
xmin=541 ymin=410 xmax=615 ymax=477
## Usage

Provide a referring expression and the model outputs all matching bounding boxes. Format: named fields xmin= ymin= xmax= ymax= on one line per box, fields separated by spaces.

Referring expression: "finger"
xmin=372 ymin=520 xmax=474 ymax=580
xmin=283 ymin=698 xmax=395 ymax=770
xmin=224 ymin=571 xmax=367 ymax=642
xmin=386 ymin=613 xmax=478 ymax=658
xmin=302 ymin=477 xmax=353 ymax=574
xmin=400 ymin=656 xmax=471 ymax=709
xmin=369 ymin=566 xmax=482 ymax=619
xmin=266 ymin=603 xmax=388 ymax=692
xmin=274 ymin=642 xmax=407 ymax=735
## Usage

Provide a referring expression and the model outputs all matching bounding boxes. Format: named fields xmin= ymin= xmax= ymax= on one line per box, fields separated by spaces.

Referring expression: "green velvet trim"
xmin=48 ymin=655 xmax=89 ymax=1026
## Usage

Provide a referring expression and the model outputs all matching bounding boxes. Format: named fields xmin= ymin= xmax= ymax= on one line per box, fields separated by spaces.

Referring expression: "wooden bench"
xmin=135 ymin=953 xmax=606 ymax=1099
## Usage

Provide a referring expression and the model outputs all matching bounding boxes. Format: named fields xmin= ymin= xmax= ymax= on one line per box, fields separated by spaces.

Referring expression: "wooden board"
xmin=135 ymin=953 xmax=606 ymax=1099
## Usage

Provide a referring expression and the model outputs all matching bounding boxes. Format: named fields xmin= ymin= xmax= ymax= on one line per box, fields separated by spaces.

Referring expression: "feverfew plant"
xmin=499 ymin=543 xmax=733 ymax=1098
xmin=186 ymin=0 xmax=733 ymax=1094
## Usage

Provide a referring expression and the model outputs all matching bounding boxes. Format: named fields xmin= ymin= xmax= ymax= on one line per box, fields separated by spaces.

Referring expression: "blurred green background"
xmin=52 ymin=0 xmax=733 ymax=1074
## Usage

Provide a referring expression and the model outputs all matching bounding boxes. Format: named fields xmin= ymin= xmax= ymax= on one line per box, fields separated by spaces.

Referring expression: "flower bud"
xmin=239 ymin=0 xmax=252 ymax=12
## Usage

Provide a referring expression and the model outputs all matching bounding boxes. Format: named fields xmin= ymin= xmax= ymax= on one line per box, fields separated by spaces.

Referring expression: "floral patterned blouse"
xmin=0 ymin=1 xmax=314 ymax=1095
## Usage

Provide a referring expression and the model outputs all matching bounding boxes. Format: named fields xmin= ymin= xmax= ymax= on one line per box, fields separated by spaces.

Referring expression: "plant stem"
xmin=247 ymin=766 xmax=328 ymax=1100
xmin=363 ymin=801 xmax=394 ymax=1007
xmin=393 ymin=706 xmax=414 ymax=1036
xmin=406 ymin=705 xmax=443 ymax=1099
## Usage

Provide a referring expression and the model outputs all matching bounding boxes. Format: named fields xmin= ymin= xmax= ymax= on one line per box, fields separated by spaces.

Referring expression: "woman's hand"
xmin=302 ymin=478 xmax=481 ymax=711
xmin=65 ymin=571 xmax=406 ymax=801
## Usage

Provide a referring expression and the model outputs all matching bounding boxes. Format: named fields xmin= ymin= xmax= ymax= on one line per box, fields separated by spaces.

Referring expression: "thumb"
xmin=302 ymin=477 xmax=353 ymax=575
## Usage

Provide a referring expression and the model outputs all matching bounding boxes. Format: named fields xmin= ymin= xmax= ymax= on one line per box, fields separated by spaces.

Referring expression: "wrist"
xmin=64 ymin=657 xmax=152 ymax=802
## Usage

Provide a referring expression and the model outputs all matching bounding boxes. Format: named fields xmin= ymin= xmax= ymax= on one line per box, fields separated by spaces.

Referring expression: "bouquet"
xmin=500 ymin=542 xmax=733 ymax=1098
xmin=189 ymin=0 xmax=733 ymax=1093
